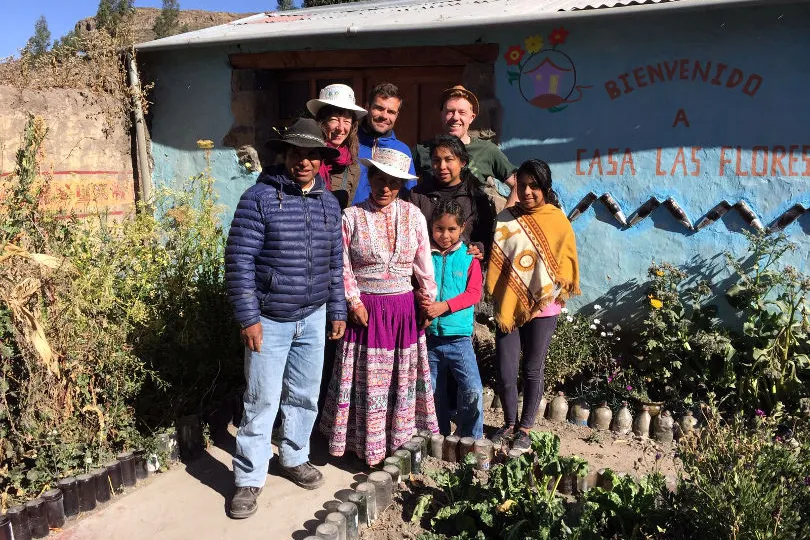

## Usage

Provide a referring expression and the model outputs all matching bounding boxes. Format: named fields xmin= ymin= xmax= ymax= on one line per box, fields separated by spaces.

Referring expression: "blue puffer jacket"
xmin=225 ymin=165 xmax=346 ymax=327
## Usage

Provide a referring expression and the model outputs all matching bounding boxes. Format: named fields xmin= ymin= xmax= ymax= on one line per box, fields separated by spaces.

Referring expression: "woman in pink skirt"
xmin=320 ymin=147 xmax=439 ymax=466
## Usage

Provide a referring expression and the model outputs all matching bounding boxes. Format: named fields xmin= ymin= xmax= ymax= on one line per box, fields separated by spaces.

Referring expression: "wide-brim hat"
xmin=307 ymin=84 xmax=368 ymax=119
xmin=360 ymin=147 xmax=417 ymax=181
xmin=438 ymin=85 xmax=479 ymax=116
xmin=266 ymin=118 xmax=340 ymax=160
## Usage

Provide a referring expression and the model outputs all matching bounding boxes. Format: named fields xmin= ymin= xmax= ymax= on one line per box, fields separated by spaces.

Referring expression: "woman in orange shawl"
xmin=485 ymin=159 xmax=580 ymax=451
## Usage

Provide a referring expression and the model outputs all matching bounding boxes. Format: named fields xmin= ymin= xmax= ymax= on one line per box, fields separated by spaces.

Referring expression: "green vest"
xmin=428 ymin=244 xmax=475 ymax=336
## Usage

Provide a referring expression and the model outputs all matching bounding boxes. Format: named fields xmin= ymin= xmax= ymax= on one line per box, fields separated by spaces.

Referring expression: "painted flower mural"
xmin=505 ymin=27 xmax=591 ymax=112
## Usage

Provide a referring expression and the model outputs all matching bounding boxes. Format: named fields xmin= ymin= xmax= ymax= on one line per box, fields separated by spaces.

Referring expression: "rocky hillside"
xmin=75 ymin=7 xmax=259 ymax=44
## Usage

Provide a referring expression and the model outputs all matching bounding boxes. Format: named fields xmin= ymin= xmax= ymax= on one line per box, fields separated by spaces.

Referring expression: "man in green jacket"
xmin=412 ymin=85 xmax=518 ymax=206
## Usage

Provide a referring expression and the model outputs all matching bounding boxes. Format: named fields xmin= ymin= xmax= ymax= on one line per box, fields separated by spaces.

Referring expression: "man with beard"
xmin=413 ymin=85 xmax=518 ymax=206
xmin=351 ymin=82 xmax=417 ymax=205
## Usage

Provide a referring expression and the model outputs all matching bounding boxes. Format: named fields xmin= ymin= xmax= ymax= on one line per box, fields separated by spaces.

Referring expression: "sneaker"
xmin=229 ymin=486 xmax=262 ymax=519
xmin=491 ymin=425 xmax=515 ymax=445
xmin=279 ymin=461 xmax=325 ymax=490
xmin=511 ymin=430 xmax=532 ymax=451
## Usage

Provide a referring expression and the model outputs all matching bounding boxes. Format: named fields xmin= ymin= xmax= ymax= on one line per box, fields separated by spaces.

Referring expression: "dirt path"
xmin=54 ymin=429 xmax=363 ymax=540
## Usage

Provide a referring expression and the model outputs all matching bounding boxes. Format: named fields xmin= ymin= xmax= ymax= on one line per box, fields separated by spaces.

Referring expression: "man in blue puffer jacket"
xmin=225 ymin=118 xmax=346 ymax=519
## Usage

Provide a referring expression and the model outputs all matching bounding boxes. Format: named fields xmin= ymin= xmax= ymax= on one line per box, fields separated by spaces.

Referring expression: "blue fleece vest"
xmin=428 ymin=244 xmax=474 ymax=337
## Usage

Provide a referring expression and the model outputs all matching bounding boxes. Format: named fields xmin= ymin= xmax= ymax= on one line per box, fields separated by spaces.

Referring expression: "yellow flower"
xmin=650 ymin=298 xmax=663 ymax=309
xmin=655 ymin=270 xmax=664 ymax=277
xmin=497 ymin=499 xmax=517 ymax=513
xmin=196 ymin=139 xmax=214 ymax=150
xmin=525 ymin=35 xmax=544 ymax=54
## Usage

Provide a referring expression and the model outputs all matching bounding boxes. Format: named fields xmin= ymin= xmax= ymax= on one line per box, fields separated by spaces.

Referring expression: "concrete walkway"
xmin=55 ymin=432 xmax=363 ymax=540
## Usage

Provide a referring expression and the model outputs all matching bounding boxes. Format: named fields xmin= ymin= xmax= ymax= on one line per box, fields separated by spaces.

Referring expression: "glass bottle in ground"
xmin=0 ymin=515 xmax=13 ymax=540
xmin=23 ymin=498 xmax=49 ymax=539
xmin=76 ymin=473 xmax=97 ymax=512
xmin=57 ymin=477 xmax=79 ymax=518
xmin=93 ymin=468 xmax=111 ymax=503
xmin=117 ymin=451 xmax=137 ymax=487
xmin=4 ymin=505 xmax=31 ymax=540
xmin=41 ymin=488 xmax=66 ymax=529
xmin=105 ymin=460 xmax=123 ymax=493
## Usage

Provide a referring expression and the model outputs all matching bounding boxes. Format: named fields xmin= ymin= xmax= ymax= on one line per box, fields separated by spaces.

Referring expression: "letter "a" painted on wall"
xmin=672 ymin=108 xmax=690 ymax=128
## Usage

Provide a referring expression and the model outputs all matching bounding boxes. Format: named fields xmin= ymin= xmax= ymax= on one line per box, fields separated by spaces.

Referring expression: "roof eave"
xmin=135 ymin=0 xmax=797 ymax=53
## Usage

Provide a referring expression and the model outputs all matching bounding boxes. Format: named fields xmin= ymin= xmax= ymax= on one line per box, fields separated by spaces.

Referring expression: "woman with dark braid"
xmin=486 ymin=160 xmax=580 ymax=451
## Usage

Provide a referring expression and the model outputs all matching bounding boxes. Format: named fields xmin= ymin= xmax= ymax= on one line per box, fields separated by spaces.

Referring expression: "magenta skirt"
xmin=319 ymin=291 xmax=438 ymax=466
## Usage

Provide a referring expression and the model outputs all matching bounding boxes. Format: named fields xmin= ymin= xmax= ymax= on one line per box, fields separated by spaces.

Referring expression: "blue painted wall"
xmin=143 ymin=3 xmax=810 ymax=320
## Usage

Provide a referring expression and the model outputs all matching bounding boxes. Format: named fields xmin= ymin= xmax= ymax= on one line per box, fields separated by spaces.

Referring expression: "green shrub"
xmin=0 ymin=121 xmax=238 ymax=504
xmin=545 ymin=307 xmax=615 ymax=392
xmin=671 ymin=401 xmax=810 ymax=539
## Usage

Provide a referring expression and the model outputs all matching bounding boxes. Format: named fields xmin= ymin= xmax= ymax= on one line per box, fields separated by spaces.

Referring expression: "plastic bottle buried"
xmin=443 ymin=435 xmax=460 ymax=463
xmin=459 ymin=437 xmax=475 ymax=459
xmin=569 ymin=399 xmax=590 ymax=426
xmin=633 ymin=405 xmax=651 ymax=438
xmin=473 ymin=439 xmax=494 ymax=470
xmin=548 ymin=392 xmax=568 ymax=422
xmin=591 ymin=402 xmax=613 ymax=431
xmin=653 ymin=410 xmax=675 ymax=443
xmin=612 ymin=401 xmax=633 ymax=435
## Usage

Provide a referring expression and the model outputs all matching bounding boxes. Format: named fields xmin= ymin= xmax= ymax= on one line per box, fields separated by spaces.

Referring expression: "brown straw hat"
xmin=438 ymin=85 xmax=479 ymax=115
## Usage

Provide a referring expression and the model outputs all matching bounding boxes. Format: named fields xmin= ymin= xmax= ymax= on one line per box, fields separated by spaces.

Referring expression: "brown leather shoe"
xmin=229 ymin=486 xmax=262 ymax=519
xmin=279 ymin=462 xmax=325 ymax=490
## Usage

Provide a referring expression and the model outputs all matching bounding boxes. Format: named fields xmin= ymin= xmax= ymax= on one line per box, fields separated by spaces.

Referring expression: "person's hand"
xmin=349 ymin=304 xmax=369 ymax=327
xmin=329 ymin=320 xmax=346 ymax=340
xmin=505 ymin=173 xmax=517 ymax=188
xmin=424 ymin=301 xmax=450 ymax=320
xmin=419 ymin=317 xmax=432 ymax=329
xmin=466 ymin=243 xmax=484 ymax=260
xmin=241 ymin=322 xmax=263 ymax=353
xmin=415 ymin=288 xmax=432 ymax=309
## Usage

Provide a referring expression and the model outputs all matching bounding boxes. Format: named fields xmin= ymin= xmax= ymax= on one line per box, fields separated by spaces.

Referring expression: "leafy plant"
xmin=638 ymin=263 xmax=734 ymax=403
xmin=1 ymin=121 xmax=239 ymax=504
xmin=423 ymin=432 xmax=588 ymax=539
xmin=546 ymin=306 xmax=615 ymax=392
xmin=574 ymin=471 xmax=669 ymax=539
xmin=671 ymin=399 xmax=810 ymax=539
xmin=724 ymin=232 xmax=810 ymax=412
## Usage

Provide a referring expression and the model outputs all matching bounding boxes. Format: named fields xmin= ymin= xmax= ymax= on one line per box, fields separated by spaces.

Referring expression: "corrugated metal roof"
xmin=135 ymin=0 xmax=778 ymax=52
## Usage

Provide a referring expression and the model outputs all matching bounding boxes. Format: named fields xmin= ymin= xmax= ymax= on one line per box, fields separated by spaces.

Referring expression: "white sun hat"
xmin=360 ymin=147 xmax=418 ymax=181
xmin=306 ymin=84 xmax=368 ymax=119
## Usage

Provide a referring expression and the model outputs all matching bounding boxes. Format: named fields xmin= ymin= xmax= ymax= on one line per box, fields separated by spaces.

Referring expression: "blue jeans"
xmin=427 ymin=335 xmax=483 ymax=439
xmin=233 ymin=306 xmax=326 ymax=488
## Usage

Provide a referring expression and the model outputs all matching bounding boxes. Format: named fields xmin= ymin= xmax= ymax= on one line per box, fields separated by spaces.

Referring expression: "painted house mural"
xmin=137 ymin=0 xmax=810 ymax=320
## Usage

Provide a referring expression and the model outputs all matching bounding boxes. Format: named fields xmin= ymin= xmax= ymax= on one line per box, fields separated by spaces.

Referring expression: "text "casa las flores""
xmin=576 ymin=145 xmax=810 ymax=177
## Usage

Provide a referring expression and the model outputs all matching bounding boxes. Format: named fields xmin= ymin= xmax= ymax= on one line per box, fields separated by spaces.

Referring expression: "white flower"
xmin=84 ymin=457 xmax=92 ymax=464
xmin=566 ymin=315 xmax=573 ymax=322
xmin=594 ymin=304 xmax=602 ymax=311
xmin=600 ymin=332 xmax=606 ymax=337
xmin=593 ymin=318 xmax=601 ymax=325
xmin=560 ymin=307 xmax=569 ymax=314
xmin=590 ymin=324 xmax=597 ymax=330
xmin=607 ymin=332 xmax=614 ymax=337
xmin=616 ymin=337 xmax=621 ymax=341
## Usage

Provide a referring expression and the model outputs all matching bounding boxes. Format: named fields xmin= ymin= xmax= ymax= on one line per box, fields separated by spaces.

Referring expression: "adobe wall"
xmin=0 ymin=86 xmax=135 ymax=218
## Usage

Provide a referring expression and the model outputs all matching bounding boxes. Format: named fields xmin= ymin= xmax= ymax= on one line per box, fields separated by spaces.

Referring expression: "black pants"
xmin=496 ymin=315 xmax=558 ymax=430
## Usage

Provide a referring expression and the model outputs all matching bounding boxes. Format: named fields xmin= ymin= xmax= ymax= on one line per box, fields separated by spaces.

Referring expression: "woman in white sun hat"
xmin=320 ymin=147 xmax=439 ymax=466
xmin=307 ymin=84 xmax=368 ymax=209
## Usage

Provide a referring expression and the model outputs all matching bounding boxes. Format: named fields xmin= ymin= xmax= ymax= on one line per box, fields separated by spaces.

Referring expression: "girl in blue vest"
xmin=422 ymin=199 xmax=484 ymax=438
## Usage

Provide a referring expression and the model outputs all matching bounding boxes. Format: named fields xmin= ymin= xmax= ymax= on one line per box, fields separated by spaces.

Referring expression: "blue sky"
xmin=0 ymin=1 xmax=303 ymax=59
